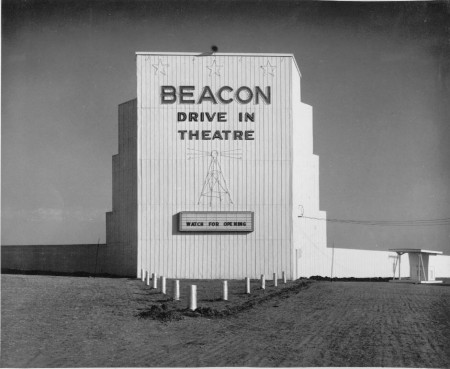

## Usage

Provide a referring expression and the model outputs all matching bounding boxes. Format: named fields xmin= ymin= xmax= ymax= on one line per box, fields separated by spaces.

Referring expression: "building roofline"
xmin=135 ymin=51 xmax=301 ymax=76
xmin=118 ymin=98 xmax=137 ymax=106
xmin=389 ymin=248 xmax=443 ymax=255
xmin=136 ymin=51 xmax=294 ymax=56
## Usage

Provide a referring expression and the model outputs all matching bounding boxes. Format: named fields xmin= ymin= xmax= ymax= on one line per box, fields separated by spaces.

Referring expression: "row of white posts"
xmin=141 ymin=270 xmax=287 ymax=311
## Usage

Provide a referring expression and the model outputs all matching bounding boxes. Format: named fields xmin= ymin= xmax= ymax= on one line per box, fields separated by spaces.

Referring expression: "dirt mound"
xmin=309 ymin=275 xmax=391 ymax=282
xmin=138 ymin=279 xmax=311 ymax=322
xmin=137 ymin=304 xmax=183 ymax=322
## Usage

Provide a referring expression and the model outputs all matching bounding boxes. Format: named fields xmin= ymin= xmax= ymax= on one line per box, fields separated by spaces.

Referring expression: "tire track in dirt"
xmin=151 ymin=282 xmax=450 ymax=368
xmin=3 ymin=276 xmax=450 ymax=367
xmin=306 ymin=282 xmax=450 ymax=367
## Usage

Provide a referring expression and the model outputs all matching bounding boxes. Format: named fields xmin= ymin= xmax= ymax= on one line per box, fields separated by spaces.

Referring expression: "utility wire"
xmin=299 ymin=215 xmax=450 ymax=226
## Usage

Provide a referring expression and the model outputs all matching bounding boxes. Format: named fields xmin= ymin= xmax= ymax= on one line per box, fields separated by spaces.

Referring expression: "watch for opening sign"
xmin=178 ymin=211 xmax=254 ymax=232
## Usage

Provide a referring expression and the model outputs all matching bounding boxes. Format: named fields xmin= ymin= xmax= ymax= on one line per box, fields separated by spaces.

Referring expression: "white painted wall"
xmin=433 ymin=255 xmax=450 ymax=278
xmin=136 ymin=52 xmax=310 ymax=279
xmin=297 ymin=245 xmax=450 ymax=279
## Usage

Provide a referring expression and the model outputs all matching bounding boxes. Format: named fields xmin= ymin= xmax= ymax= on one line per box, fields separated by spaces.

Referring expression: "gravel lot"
xmin=1 ymin=274 xmax=450 ymax=367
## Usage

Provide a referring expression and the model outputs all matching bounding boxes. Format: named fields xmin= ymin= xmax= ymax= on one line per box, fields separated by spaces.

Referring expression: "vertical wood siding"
xmin=136 ymin=53 xmax=304 ymax=279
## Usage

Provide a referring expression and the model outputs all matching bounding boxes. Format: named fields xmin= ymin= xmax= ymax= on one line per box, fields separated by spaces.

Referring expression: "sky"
xmin=2 ymin=0 xmax=450 ymax=253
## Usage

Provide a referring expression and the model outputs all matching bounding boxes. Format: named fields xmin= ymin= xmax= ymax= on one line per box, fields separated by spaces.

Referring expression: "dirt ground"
xmin=1 ymin=274 xmax=450 ymax=367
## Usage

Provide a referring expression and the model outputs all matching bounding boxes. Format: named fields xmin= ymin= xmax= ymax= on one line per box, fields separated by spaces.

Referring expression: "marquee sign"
xmin=178 ymin=211 xmax=254 ymax=232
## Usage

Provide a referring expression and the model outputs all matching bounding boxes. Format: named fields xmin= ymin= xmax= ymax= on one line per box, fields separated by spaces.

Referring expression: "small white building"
xmin=389 ymin=249 xmax=443 ymax=283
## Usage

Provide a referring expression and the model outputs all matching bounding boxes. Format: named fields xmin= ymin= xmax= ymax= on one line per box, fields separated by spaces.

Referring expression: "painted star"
xmin=206 ymin=60 xmax=223 ymax=77
xmin=152 ymin=58 xmax=169 ymax=76
xmin=260 ymin=60 xmax=276 ymax=77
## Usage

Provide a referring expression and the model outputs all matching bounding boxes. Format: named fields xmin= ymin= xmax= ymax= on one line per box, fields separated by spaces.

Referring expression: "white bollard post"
xmin=261 ymin=274 xmax=266 ymax=290
xmin=173 ymin=280 xmax=180 ymax=301
xmin=146 ymin=271 xmax=150 ymax=286
xmin=245 ymin=277 xmax=251 ymax=294
xmin=282 ymin=271 xmax=287 ymax=284
xmin=222 ymin=281 xmax=228 ymax=301
xmin=273 ymin=272 xmax=278 ymax=287
xmin=141 ymin=269 xmax=145 ymax=282
xmin=189 ymin=285 xmax=197 ymax=311
xmin=152 ymin=273 xmax=157 ymax=289
xmin=160 ymin=276 xmax=166 ymax=294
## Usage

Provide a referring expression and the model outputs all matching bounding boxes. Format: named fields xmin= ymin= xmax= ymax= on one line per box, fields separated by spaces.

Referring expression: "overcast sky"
xmin=2 ymin=1 xmax=449 ymax=253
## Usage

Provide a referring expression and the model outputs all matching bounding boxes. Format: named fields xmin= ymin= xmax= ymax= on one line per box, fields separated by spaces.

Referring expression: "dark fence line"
xmin=1 ymin=244 xmax=110 ymax=276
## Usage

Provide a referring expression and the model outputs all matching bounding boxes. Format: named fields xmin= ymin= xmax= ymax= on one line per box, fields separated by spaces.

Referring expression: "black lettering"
xmin=179 ymin=86 xmax=195 ymax=104
xmin=189 ymin=112 xmax=198 ymax=122
xmin=202 ymin=130 xmax=211 ymax=140
xmin=189 ymin=130 xmax=199 ymax=140
xmin=197 ymin=86 xmax=218 ymax=104
xmin=212 ymin=130 xmax=223 ymax=140
xmin=245 ymin=131 xmax=255 ymax=140
xmin=178 ymin=130 xmax=187 ymax=140
xmin=177 ymin=112 xmax=187 ymax=122
xmin=205 ymin=112 xmax=216 ymax=122
xmin=161 ymin=86 xmax=176 ymax=104
xmin=255 ymin=86 xmax=271 ymax=104
xmin=245 ymin=112 xmax=254 ymax=122
xmin=235 ymin=86 xmax=253 ymax=104
xmin=222 ymin=130 xmax=231 ymax=140
xmin=218 ymin=112 xmax=226 ymax=122
xmin=234 ymin=131 xmax=243 ymax=140
xmin=217 ymin=86 xmax=233 ymax=104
